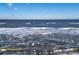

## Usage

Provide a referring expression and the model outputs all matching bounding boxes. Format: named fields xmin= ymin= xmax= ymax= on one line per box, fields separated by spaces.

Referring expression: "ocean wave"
xmin=46 ymin=22 xmax=56 ymax=24
xmin=30 ymin=27 xmax=50 ymax=30
xmin=59 ymin=27 xmax=79 ymax=30
xmin=0 ymin=27 xmax=79 ymax=35
xmin=25 ymin=22 xmax=31 ymax=24
xmin=70 ymin=22 xmax=79 ymax=24
xmin=0 ymin=23 xmax=6 ymax=25
xmin=0 ymin=27 xmax=52 ymax=35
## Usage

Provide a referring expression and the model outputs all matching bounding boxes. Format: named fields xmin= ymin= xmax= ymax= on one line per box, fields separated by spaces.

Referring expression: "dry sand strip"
xmin=53 ymin=48 xmax=79 ymax=53
xmin=0 ymin=48 xmax=29 ymax=52
xmin=0 ymin=48 xmax=79 ymax=52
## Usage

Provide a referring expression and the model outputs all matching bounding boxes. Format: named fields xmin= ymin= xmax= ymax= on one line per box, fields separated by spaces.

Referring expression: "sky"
xmin=0 ymin=3 xmax=79 ymax=19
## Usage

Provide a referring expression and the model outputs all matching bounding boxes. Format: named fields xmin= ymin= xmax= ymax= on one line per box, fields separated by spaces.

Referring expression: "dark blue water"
xmin=0 ymin=19 xmax=79 ymax=27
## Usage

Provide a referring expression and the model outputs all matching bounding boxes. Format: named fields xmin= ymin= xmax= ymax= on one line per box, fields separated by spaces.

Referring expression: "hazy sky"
xmin=0 ymin=3 xmax=79 ymax=19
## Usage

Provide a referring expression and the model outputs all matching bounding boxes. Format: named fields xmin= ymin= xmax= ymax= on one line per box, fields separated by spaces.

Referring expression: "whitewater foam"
xmin=0 ymin=27 xmax=79 ymax=36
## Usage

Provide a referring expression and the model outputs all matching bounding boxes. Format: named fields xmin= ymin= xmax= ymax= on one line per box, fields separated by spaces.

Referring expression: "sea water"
xmin=0 ymin=19 xmax=79 ymax=55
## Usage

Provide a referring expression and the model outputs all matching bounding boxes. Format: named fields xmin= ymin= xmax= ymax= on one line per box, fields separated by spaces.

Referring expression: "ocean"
xmin=0 ymin=19 xmax=79 ymax=27
xmin=0 ymin=19 xmax=79 ymax=55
